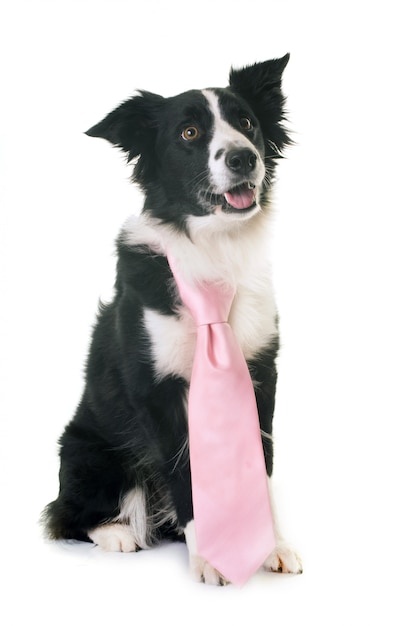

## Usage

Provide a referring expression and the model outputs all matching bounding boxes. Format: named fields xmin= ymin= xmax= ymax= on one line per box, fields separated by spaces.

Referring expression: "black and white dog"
xmin=43 ymin=56 xmax=302 ymax=585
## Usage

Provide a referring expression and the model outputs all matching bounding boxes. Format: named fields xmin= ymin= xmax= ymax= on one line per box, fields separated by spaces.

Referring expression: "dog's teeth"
xmin=248 ymin=182 xmax=255 ymax=189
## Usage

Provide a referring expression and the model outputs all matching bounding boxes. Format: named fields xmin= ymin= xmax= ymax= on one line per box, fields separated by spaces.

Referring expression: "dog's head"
xmin=86 ymin=56 xmax=290 ymax=234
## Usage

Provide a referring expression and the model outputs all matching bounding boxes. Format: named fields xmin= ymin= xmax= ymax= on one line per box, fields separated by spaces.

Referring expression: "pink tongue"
xmin=224 ymin=187 xmax=255 ymax=209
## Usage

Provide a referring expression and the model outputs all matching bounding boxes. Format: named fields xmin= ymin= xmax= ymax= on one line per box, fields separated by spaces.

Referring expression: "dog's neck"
xmin=122 ymin=208 xmax=275 ymax=288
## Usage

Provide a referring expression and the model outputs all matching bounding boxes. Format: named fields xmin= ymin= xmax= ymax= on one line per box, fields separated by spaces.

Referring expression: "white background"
xmin=1 ymin=1 xmax=415 ymax=623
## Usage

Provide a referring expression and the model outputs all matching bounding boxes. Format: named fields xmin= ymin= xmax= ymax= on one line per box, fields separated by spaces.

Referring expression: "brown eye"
xmin=240 ymin=117 xmax=253 ymax=131
xmin=181 ymin=126 xmax=200 ymax=141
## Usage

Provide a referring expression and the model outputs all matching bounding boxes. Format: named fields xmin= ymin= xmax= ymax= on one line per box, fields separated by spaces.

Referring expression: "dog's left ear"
xmin=229 ymin=54 xmax=291 ymax=157
xmin=229 ymin=54 xmax=289 ymax=102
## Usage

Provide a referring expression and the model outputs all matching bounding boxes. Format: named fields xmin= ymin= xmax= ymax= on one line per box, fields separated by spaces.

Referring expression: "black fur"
xmin=43 ymin=57 xmax=290 ymax=548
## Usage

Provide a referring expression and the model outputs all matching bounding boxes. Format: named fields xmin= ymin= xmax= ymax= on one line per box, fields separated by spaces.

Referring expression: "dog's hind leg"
xmin=88 ymin=485 xmax=154 ymax=552
xmin=43 ymin=404 xmax=135 ymax=544
xmin=88 ymin=523 xmax=138 ymax=552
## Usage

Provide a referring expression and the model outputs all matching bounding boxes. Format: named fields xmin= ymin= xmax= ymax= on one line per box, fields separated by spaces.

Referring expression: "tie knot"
xmin=186 ymin=280 xmax=235 ymax=326
xmin=167 ymin=254 xmax=235 ymax=326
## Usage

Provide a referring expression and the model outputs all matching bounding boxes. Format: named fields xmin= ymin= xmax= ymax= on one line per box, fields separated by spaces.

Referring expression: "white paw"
xmin=263 ymin=541 xmax=303 ymax=574
xmin=88 ymin=523 xmax=138 ymax=553
xmin=189 ymin=554 xmax=229 ymax=586
xmin=184 ymin=520 xmax=228 ymax=585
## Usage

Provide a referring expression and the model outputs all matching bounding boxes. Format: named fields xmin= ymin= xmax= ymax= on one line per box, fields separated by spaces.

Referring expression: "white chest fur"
xmin=144 ymin=284 xmax=277 ymax=382
xmin=123 ymin=212 xmax=278 ymax=382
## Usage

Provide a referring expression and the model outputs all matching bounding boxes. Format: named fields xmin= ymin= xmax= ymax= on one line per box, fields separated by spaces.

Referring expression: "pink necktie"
xmin=167 ymin=254 xmax=275 ymax=586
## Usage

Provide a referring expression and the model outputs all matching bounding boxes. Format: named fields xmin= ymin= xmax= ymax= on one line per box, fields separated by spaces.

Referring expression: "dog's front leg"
xmin=184 ymin=520 xmax=229 ymax=586
xmin=249 ymin=346 xmax=303 ymax=576
xmin=263 ymin=483 xmax=303 ymax=575
xmin=160 ymin=433 xmax=227 ymax=584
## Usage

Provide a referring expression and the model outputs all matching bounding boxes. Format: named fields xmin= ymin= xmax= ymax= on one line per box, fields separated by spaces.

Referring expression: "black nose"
xmin=225 ymin=149 xmax=257 ymax=175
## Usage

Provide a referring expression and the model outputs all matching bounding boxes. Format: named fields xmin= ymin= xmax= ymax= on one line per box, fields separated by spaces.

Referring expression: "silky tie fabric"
xmin=167 ymin=254 xmax=275 ymax=586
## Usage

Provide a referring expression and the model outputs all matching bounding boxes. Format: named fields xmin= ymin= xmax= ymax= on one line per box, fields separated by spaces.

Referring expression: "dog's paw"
xmin=189 ymin=555 xmax=229 ymax=586
xmin=263 ymin=541 xmax=303 ymax=574
xmin=88 ymin=523 xmax=138 ymax=553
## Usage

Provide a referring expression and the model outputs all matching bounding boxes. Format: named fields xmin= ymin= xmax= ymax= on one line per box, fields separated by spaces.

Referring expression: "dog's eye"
xmin=181 ymin=126 xmax=200 ymax=141
xmin=239 ymin=117 xmax=253 ymax=131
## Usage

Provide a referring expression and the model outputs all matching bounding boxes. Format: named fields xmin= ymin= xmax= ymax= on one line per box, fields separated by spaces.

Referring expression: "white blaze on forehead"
xmin=202 ymin=89 xmax=255 ymax=151
xmin=202 ymin=89 xmax=265 ymax=192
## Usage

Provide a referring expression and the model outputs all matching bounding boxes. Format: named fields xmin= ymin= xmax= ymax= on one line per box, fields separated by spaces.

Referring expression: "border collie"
xmin=43 ymin=56 xmax=302 ymax=585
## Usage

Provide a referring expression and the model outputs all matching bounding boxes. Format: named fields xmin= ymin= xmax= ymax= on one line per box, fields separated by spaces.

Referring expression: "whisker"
xmin=169 ymin=437 xmax=189 ymax=474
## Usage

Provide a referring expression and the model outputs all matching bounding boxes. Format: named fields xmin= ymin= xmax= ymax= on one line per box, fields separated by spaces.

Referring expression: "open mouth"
xmin=222 ymin=182 xmax=257 ymax=213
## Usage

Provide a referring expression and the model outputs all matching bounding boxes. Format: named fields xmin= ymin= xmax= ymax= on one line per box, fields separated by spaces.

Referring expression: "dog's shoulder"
xmin=116 ymin=216 xmax=175 ymax=314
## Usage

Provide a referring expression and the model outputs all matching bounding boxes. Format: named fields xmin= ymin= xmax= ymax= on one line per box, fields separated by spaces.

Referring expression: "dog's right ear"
xmin=85 ymin=91 xmax=164 ymax=162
